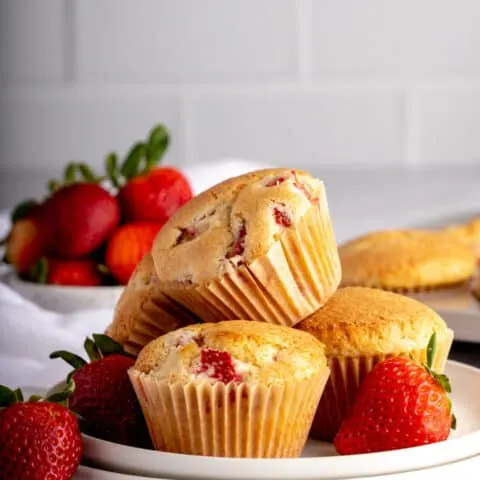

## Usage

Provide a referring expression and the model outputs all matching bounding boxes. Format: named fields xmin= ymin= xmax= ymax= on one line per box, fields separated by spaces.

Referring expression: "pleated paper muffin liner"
xmin=128 ymin=371 xmax=330 ymax=458
xmin=340 ymin=279 xmax=473 ymax=295
xmin=309 ymin=328 xmax=454 ymax=442
xmin=161 ymin=193 xmax=342 ymax=327
xmin=121 ymin=293 xmax=202 ymax=356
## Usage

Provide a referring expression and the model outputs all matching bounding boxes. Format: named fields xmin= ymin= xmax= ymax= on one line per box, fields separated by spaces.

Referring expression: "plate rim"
xmin=82 ymin=360 xmax=480 ymax=480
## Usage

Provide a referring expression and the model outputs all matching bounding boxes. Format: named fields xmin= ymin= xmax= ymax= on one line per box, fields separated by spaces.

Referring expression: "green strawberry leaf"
xmin=92 ymin=333 xmax=125 ymax=357
xmin=0 ymin=385 xmax=23 ymax=407
xmin=64 ymin=162 xmax=78 ymax=183
xmin=145 ymin=124 xmax=169 ymax=170
xmin=120 ymin=142 xmax=147 ymax=180
xmin=432 ymin=373 xmax=452 ymax=394
xmin=426 ymin=331 xmax=437 ymax=370
xmin=30 ymin=257 xmax=49 ymax=284
xmin=10 ymin=199 xmax=38 ymax=223
xmin=47 ymin=179 xmax=61 ymax=193
xmin=105 ymin=153 xmax=120 ymax=188
xmin=45 ymin=379 xmax=75 ymax=406
xmin=451 ymin=413 xmax=457 ymax=430
xmin=77 ymin=163 xmax=99 ymax=183
xmin=49 ymin=350 xmax=87 ymax=369
xmin=84 ymin=336 xmax=101 ymax=362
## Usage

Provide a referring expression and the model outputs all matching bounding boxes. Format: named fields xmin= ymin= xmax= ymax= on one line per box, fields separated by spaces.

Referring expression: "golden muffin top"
xmin=151 ymin=168 xmax=324 ymax=285
xmin=297 ymin=286 xmax=451 ymax=356
xmin=444 ymin=217 xmax=480 ymax=255
xmin=130 ymin=320 xmax=328 ymax=385
xmin=106 ymin=253 xmax=159 ymax=346
xmin=339 ymin=229 xmax=476 ymax=290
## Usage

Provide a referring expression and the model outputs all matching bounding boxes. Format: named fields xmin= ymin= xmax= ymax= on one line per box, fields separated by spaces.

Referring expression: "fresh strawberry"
xmin=334 ymin=333 xmax=455 ymax=455
xmin=45 ymin=182 xmax=120 ymax=258
xmin=104 ymin=124 xmax=193 ymax=223
xmin=105 ymin=222 xmax=162 ymax=285
xmin=194 ymin=349 xmax=241 ymax=384
xmin=0 ymin=383 xmax=82 ymax=480
xmin=119 ymin=166 xmax=193 ymax=223
xmin=4 ymin=204 xmax=52 ymax=275
xmin=50 ymin=334 xmax=151 ymax=448
xmin=30 ymin=258 xmax=104 ymax=286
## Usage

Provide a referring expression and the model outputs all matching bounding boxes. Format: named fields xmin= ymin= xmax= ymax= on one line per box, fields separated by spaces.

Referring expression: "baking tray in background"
xmin=409 ymin=211 xmax=480 ymax=344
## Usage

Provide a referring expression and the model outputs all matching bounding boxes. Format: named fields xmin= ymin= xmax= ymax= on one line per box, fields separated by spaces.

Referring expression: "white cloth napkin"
xmin=0 ymin=159 xmax=272 ymax=393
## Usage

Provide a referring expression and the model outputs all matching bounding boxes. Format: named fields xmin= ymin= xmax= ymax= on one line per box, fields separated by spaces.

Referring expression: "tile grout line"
xmin=295 ymin=0 xmax=313 ymax=82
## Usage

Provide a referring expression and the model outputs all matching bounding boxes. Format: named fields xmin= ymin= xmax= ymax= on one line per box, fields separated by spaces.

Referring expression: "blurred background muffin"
xmin=339 ymin=229 xmax=476 ymax=293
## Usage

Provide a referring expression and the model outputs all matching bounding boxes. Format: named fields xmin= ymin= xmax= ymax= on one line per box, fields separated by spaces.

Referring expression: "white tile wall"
xmin=190 ymin=88 xmax=404 ymax=166
xmin=0 ymin=0 xmax=479 ymax=175
xmin=0 ymin=88 xmax=182 ymax=171
xmin=75 ymin=0 xmax=297 ymax=83
xmin=412 ymin=85 xmax=480 ymax=165
xmin=312 ymin=0 xmax=480 ymax=79
xmin=0 ymin=0 xmax=65 ymax=86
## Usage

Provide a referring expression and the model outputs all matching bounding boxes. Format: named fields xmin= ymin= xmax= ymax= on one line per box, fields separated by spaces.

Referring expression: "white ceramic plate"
xmin=3 ymin=271 xmax=124 ymax=313
xmin=81 ymin=361 xmax=480 ymax=480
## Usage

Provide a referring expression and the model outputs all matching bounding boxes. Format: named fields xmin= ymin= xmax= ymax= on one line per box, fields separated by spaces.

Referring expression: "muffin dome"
xmin=132 ymin=320 xmax=328 ymax=385
xmin=297 ymin=286 xmax=452 ymax=359
xmin=151 ymin=168 xmax=324 ymax=284
xmin=339 ymin=229 xmax=476 ymax=291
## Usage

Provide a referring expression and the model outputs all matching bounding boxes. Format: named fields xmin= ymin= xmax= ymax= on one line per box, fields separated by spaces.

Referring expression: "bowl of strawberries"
xmin=1 ymin=124 xmax=194 ymax=313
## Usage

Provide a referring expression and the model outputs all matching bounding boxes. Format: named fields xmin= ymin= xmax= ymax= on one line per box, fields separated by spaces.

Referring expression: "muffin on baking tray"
xmin=151 ymin=168 xmax=341 ymax=327
xmin=128 ymin=320 xmax=330 ymax=458
xmin=106 ymin=253 xmax=200 ymax=356
xmin=339 ymin=229 xmax=476 ymax=292
xmin=296 ymin=286 xmax=454 ymax=441
xmin=443 ymin=217 xmax=480 ymax=261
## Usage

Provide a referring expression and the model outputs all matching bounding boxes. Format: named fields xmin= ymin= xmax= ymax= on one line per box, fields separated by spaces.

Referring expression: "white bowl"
xmin=4 ymin=271 xmax=124 ymax=313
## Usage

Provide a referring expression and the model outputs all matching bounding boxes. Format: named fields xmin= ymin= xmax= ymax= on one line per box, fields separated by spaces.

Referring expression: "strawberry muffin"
xmin=339 ymin=229 xmax=475 ymax=292
xmin=106 ymin=253 xmax=200 ymax=356
xmin=297 ymin=286 xmax=453 ymax=441
xmin=151 ymin=168 xmax=341 ymax=327
xmin=444 ymin=216 xmax=480 ymax=261
xmin=128 ymin=320 xmax=330 ymax=458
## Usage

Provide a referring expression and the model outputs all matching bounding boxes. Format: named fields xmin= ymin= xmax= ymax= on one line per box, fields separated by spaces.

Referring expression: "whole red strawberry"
xmin=105 ymin=222 xmax=162 ymax=285
xmin=119 ymin=166 xmax=193 ymax=223
xmin=45 ymin=182 xmax=120 ymax=258
xmin=4 ymin=201 xmax=53 ymax=275
xmin=0 ymin=384 xmax=82 ymax=480
xmin=334 ymin=333 xmax=455 ymax=455
xmin=45 ymin=258 xmax=104 ymax=286
xmin=105 ymin=124 xmax=193 ymax=223
xmin=50 ymin=334 xmax=151 ymax=448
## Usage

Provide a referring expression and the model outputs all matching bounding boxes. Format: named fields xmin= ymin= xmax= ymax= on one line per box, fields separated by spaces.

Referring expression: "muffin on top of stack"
xmin=106 ymin=167 xmax=455 ymax=458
